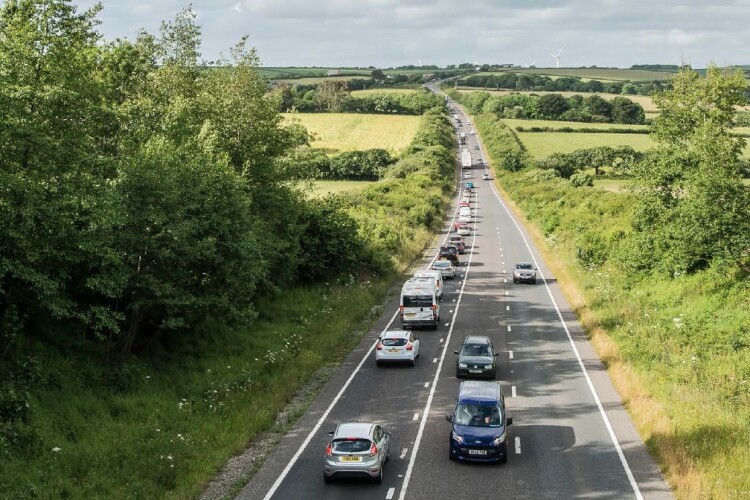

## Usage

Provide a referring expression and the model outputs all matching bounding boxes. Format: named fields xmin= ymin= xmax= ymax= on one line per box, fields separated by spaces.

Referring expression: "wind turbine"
xmin=550 ymin=48 xmax=564 ymax=68
xmin=418 ymin=58 xmax=423 ymax=67
xmin=522 ymin=60 xmax=536 ymax=68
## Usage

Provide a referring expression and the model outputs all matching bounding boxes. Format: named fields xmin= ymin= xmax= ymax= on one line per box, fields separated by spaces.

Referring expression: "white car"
xmin=432 ymin=260 xmax=457 ymax=279
xmin=482 ymin=173 xmax=492 ymax=180
xmin=463 ymin=172 xmax=472 ymax=178
xmin=376 ymin=330 xmax=420 ymax=366
xmin=457 ymin=226 xmax=471 ymax=236
xmin=459 ymin=206 xmax=471 ymax=216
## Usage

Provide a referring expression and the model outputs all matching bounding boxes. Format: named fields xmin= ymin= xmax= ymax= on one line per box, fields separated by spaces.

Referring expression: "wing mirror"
xmin=328 ymin=431 xmax=334 ymax=436
xmin=453 ymin=351 xmax=459 ymax=355
xmin=445 ymin=414 xmax=453 ymax=423
xmin=506 ymin=417 xmax=513 ymax=426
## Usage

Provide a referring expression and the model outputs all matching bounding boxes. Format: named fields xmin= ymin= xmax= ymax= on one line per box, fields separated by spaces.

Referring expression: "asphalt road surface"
xmin=237 ymin=92 xmax=672 ymax=500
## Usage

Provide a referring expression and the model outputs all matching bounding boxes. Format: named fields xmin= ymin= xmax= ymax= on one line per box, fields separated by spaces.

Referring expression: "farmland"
xmin=510 ymin=126 xmax=655 ymax=158
xmin=283 ymin=113 xmax=421 ymax=154
xmin=469 ymin=67 xmax=677 ymax=81
xmin=310 ymin=180 xmax=375 ymax=197
xmin=503 ymin=118 xmax=649 ymax=132
xmin=351 ymin=88 xmax=418 ymax=96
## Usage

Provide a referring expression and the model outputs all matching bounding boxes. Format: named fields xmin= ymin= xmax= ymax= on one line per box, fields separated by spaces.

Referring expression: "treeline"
xmin=452 ymin=90 xmax=646 ymax=124
xmin=273 ymin=82 xmax=444 ymax=114
xmin=459 ymin=72 xmax=668 ymax=96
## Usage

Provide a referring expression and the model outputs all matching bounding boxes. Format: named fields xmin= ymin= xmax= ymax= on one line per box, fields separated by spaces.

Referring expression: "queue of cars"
xmin=324 ymin=107 xmax=527 ymax=484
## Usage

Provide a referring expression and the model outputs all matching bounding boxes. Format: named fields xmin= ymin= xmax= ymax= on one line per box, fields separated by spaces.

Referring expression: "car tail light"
xmin=368 ymin=443 xmax=378 ymax=457
xmin=326 ymin=444 xmax=333 ymax=456
xmin=376 ymin=342 xmax=383 ymax=351
xmin=405 ymin=342 xmax=413 ymax=351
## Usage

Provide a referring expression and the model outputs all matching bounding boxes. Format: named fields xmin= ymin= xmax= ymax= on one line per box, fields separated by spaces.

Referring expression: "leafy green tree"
xmin=314 ymin=80 xmax=350 ymax=112
xmin=610 ymin=96 xmax=645 ymax=124
xmin=629 ymin=64 xmax=750 ymax=273
xmin=537 ymin=94 xmax=569 ymax=119
xmin=583 ymin=95 xmax=612 ymax=121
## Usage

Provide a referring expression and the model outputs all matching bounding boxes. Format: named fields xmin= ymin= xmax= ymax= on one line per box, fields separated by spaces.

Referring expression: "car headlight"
xmin=458 ymin=363 xmax=467 ymax=368
xmin=484 ymin=364 xmax=493 ymax=369
xmin=492 ymin=433 xmax=506 ymax=447
xmin=451 ymin=431 xmax=464 ymax=444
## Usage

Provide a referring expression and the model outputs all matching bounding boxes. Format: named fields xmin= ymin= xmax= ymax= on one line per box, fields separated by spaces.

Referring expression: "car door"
xmin=410 ymin=332 xmax=420 ymax=358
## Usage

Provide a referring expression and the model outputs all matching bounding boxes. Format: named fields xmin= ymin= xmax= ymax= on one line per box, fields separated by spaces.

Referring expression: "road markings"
xmin=507 ymin=325 xmax=512 ymax=332
xmin=444 ymin=322 xmax=449 ymax=327
xmin=413 ymin=413 xmax=419 ymax=421
xmin=398 ymin=219 xmax=478 ymax=500
xmin=262 ymin=309 xmax=400 ymax=500
xmin=506 ymin=305 xmax=510 ymax=311
xmin=509 ymin=350 xmax=514 ymax=359
xmin=424 ymin=382 xmax=430 ymax=388
xmin=440 ymin=338 xmax=444 ymax=343
xmin=515 ymin=437 xmax=522 ymax=454
xmin=449 ymin=310 xmax=454 ymax=313
xmin=400 ymin=448 xmax=408 ymax=459
xmin=386 ymin=487 xmax=396 ymax=499
xmin=504 ymin=278 xmax=507 ymax=283
xmin=512 ymin=385 xmax=517 ymax=398
xmin=488 ymin=174 xmax=644 ymax=499
xmin=433 ymin=358 xmax=438 ymax=363
xmin=506 ymin=290 xmax=509 ymax=296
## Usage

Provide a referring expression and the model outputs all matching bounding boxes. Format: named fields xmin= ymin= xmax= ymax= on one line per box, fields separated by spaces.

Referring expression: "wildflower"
xmin=51 ymin=447 xmax=61 ymax=453
xmin=167 ymin=455 xmax=173 ymax=460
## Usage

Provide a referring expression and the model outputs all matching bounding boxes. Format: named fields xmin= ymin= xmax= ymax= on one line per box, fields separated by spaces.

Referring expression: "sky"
xmin=74 ymin=0 xmax=750 ymax=69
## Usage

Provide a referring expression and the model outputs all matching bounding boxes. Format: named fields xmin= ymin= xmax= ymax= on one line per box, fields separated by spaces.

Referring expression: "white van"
xmin=400 ymin=279 xmax=440 ymax=330
xmin=412 ymin=270 xmax=444 ymax=301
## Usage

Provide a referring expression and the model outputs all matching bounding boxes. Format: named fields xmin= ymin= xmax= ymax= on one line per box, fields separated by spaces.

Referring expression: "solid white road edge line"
xmin=488 ymin=178 xmax=643 ymax=500
xmin=397 ymin=217 xmax=478 ymax=500
xmin=261 ymin=309 xmax=399 ymax=500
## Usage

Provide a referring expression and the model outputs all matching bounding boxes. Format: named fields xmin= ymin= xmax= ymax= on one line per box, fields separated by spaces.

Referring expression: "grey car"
xmin=513 ymin=262 xmax=537 ymax=284
xmin=323 ymin=422 xmax=390 ymax=483
xmin=455 ymin=336 xmax=499 ymax=379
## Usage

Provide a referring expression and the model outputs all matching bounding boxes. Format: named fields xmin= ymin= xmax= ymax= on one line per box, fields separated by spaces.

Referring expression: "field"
xmin=273 ymin=76 xmax=362 ymax=85
xmin=470 ymin=67 xmax=677 ymax=81
xmin=503 ymin=118 xmax=649 ymax=132
xmin=503 ymin=117 xmax=652 ymax=159
xmin=310 ymin=180 xmax=375 ymax=197
xmin=284 ymin=113 xmax=421 ymax=154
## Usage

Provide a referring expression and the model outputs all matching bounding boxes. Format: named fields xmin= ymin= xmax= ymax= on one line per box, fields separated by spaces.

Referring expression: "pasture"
xmin=511 ymin=127 xmax=655 ymax=158
xmin=284 ymin=113 xmax=421 ymax=154
xmin=351 ymin=88 xmax=418 ymax=96
xmin=458 ymin=89 xmax=659 ymax=114
xmin=504 ymin=118 xmax=649 ymax=132
xmin=473 ymin=67 xmax=677 ymax=81
xmin=310 ymin=180 xmax=375 ymax=197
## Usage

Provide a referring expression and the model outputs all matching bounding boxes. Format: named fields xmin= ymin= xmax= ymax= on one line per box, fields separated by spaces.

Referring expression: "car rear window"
xmin=332 ymin=439 xmax=371 ymax=453
xmin=382 ymin=338 xmax=408 ymax=346
xmin=403 ymin=295 xmax=433 ymax=307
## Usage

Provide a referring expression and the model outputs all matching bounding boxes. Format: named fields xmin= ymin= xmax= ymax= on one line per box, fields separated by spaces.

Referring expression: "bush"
xmin=570 ymin=171 xmax=594 ymax=187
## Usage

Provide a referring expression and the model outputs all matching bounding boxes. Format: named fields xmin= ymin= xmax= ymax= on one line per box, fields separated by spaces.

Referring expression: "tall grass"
xmin=1 ymin=280 xmax=394 ymax=499
xmin=481 ymin=145 xmax=750 ymax=498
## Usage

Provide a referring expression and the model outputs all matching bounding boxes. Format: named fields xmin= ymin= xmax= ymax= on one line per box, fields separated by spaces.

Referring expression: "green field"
xmin=284 ymin=113 xmax=421 ymax=154
xmin=311 ymin=180 xmax=376 ymax=197
xmin=471 ymin=67 xmax=677 ymax=81
xmin=504 ymin=118 xmax=649 ymax=132
xmin=510 ymin=126 xmax=655 ymax=158
xmin=458 ymin=89 xmax=659 ymax=113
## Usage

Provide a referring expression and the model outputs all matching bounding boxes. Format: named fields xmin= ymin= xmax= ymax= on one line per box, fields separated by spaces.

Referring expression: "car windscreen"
xmin=332 ymin=438 xmax=371 ymax=453
xmin=381 ymin=337 xmax=408 ymax=346
xmin=517 ymin=263 xmax=533 ymax=270
xmin=460 ymin=344 xmax=491 ymax=356
xmin=454 ymin=404 xmax=503 ymax=427
xmin=403 ymin=295 xmax=433 ymax=307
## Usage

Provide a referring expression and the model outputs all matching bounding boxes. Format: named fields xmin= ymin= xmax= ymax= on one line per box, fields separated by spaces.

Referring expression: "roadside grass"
xmin=1 ymin=279 xmax=396 ymax=499
xmin=310 ymin=180 xmax=376 ymax=197
xmin=512 ymin=128 xmax=654 ymax=158
xmin=283 ymin=113 xmax=421 ymax=154
xmin=593 ymin=179 xmax=634 ymax=192
xmin=480 ymin=118 xmax=750 ymax=499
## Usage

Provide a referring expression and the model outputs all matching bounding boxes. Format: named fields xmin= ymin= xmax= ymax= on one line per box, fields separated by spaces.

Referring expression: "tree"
xmin=628 ymin=64 xmax=750 ymax=274
xmin=610 ymin=97 xmax=645 ymax=124
xmin=583 ymin=95 xmax=612 ymax=121
xmin=537 ymin=94 xmax=569 ymax=119
xmin=315 ymin=80 xmax=351 ymax=112
xmin=371 ymin=69 xmax=385 ymax=80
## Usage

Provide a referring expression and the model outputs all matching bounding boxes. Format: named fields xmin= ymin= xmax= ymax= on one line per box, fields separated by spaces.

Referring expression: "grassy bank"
xmin=474 ymin=116 xmax=750 ymax=498
xmin=1 ymin=279 xmax=397 ymax=499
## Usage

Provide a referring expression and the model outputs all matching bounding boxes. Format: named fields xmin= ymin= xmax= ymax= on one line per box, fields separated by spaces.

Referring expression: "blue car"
xmin=445 ymin=381 xmax=513 ymax=463
xmin=465 ymin=181 xmax=474 ymax=190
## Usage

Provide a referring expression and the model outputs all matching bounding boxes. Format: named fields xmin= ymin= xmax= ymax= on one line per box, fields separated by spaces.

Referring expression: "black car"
xmin=438 ymin=245 xmax=459 ymax=265
xmin=455 ymin=336 xmax=498 ymax=379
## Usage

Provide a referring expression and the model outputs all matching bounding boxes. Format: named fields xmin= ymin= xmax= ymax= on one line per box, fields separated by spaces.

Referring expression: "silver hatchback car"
xmin=323 ymin=422 xmax=390 ymax=483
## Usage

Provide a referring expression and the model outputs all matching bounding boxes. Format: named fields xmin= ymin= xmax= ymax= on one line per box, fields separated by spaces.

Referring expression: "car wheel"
xmin=411 ymin=356 xmax=416 ymax=367
xmin=374 ymin=466 xmax=383 ymax=483
xmin=324 ymin=474 xmax=333 ymax=484
xmin=513 ymin=279 xmax=518 ymax=284
xmin=376 ymin=360 xmax=381 ymax=367
xmin=448 ymin=450 xmax=455 ymax=461
xmin=532 ymin=278 xmax=537 ymax=284
xmin=490 ymin=371 xmax=496 ymax=380
xmin=499 ymin=453 xmax=507 ymax=464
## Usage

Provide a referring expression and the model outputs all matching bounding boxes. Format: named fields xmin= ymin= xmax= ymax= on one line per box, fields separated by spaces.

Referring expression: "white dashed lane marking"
xmin=509 ymin=350 xmax=514 ymax=359
xmin=386 ymin=487 xmax=396 ymax=499
xmin=515 ymin=437 xmax=522 ymax=454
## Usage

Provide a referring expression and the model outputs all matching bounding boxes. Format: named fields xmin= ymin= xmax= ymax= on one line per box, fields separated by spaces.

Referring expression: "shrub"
xmin=570 ymin=171 xmax=594 ymax=187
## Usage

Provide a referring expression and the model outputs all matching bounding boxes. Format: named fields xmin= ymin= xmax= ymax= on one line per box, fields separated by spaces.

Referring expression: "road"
xmin=236 ymin=91 xmax=672 ymax=500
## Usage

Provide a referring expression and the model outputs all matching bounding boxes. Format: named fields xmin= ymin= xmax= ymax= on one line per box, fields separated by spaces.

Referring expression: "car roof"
xmin=457 ymin=381 xmax=503 ymax=405
xmin=516 ymin=262 xmax=533 ymax=267
xmin=414 ymin=270 xmax=441 ymax=278
xmin=333 ymin=422 xmax=374 ymax=439
xmin=433 ymin=260 xmax=451 ymax=266
xmin=463 ymin=335 xmax=492 ymax=345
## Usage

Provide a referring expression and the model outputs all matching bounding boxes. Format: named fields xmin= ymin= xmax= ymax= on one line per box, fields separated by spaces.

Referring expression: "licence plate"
xmin=404 ymin=313 xmax=416 ymax=317
xmin=340 ymin=456 xmax=362 ymax=462
xmin=468 ymin=449 xmax=487 ymax=455
xmin=469 ymin=369 xmax=482 ymax=373
xmin=388 ymin=349 xmax=400 ymax=353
